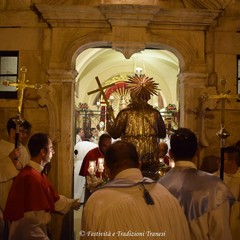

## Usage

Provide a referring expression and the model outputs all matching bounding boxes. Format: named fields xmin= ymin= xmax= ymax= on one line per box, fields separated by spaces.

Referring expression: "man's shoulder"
xmin=85 ymin=188 xmax=113 ymax=207
xmin=160 ymin=167 xmax=226 ymax=188
xmin=85 ymin=147 xmax=100 ymax=157
xmin=151 ymin=182 xmax=179 ymax=198
xmin=18 ymin=166 xmax=40 ymax=178
xmin=11 ymin=166 xmax=42 ymax=189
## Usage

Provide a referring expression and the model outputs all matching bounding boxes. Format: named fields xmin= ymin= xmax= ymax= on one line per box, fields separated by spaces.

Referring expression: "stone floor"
xmin=74 ymin=205 xmax=83 ymax=240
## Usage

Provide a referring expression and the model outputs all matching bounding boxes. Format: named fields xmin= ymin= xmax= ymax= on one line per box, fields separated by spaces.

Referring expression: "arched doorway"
xmin=73 ymin=47 xmax=179 ymax=237
xmin=74 ymin=48 xmax=179 ymax=136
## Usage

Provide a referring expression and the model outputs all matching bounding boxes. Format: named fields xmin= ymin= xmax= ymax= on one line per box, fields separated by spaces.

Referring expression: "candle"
xmin=88 ymin=160 xmax=96 ymax=175
xmin=98 ymin=158 xmax=104 ymax=172
xmin=159 ymin=158 xmax=164 ymax=163
xmin=169 ymin=159 xmax=175 ymax=168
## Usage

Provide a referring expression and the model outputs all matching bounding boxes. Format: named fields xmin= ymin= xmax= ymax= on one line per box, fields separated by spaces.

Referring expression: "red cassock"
xmin=79 ymin=147 xmax=104 ymax=178
xmin=4 ymin=165 xmax=60 ymax=221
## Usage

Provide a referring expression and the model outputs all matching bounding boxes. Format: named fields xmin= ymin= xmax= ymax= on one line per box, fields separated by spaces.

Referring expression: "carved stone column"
xmin=38 ymin=68 xmax=77 ymax=240
xmin=178 ymin=72 xmax=208 ymax=168
xmin=178 ymin=72 xmax=207 ymax=130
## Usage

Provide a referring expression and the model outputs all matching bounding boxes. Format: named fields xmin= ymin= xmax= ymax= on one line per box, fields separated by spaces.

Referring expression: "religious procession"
xmin=1 ymin=1 xmax=240 ymax=240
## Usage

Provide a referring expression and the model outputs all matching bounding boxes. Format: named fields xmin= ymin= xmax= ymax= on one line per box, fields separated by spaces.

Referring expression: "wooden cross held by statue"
xmin=200 ymin=77 xmax=240 ymax=180
xmin=87 ymin=76 xmax=115 ymax=120
xmin=1 ymin=66 xmax=42 ymax=147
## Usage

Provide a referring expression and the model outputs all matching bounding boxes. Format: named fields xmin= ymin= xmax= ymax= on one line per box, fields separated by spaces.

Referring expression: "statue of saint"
xmin=107 ymin=74 xmax=166 ymax=178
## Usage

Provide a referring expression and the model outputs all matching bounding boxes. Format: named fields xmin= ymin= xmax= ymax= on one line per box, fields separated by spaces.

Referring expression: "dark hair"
xmin=76 ymin=128 xmax=81 ymax=134
xmin=7 ymin=117 xmax=32 ymax=135
xmin=170 ymin=128 xmax=198 ymax=160
xmin=98 ymin=133 xmax=111 ymax=144
xmin=105 ymin=141 xmax=139 ymax=175
xmin=28 ymin=133 xmax=49 ymax=157
xmin=224 ymin=145 xmax=240 ymax=166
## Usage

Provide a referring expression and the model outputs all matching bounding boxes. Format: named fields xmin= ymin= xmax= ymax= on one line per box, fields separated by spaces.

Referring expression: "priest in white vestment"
xmin=213 ymin=145 xmax=240 ymax=240
xmin=159 ymin=128 xmax=234 ymax=240
xmin=81 ymin=141 xmax=191 ymax=240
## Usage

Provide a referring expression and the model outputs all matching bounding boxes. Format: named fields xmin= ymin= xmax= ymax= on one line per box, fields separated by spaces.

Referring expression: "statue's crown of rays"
xmin=126 ymin=74 xmax=159 ymax=97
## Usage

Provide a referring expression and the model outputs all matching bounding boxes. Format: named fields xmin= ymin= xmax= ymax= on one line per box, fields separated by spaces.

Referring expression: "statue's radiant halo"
xmin=126 ymin=74 xmax=160 ymax=98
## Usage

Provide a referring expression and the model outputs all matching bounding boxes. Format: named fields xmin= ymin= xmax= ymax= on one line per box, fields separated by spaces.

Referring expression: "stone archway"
xmin=0 ymin=0 xmax=237 ymax=239
xmin=35 ymin=2 xmax=219 ymax=237
xmin=44 ymin=36 xmax=207 ymax=238
xmin=44 ymin=40 xmax=205 ymax=239
xmin=71 ymin=45 xmax=184 ymax=238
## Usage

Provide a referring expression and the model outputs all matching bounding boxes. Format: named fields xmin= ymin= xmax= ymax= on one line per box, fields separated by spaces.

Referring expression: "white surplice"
xmin=160 ymin=161 xmax=234 ymax=240
xmin=81 ymin=168 xmax=191 ymax=240
xmin=74 ymin=141 xmax=97 ymax=202
xmin=214 ymin=167 xmax=240 ymax=240
xmin=0 ymin=139 xmax=30 ymax=210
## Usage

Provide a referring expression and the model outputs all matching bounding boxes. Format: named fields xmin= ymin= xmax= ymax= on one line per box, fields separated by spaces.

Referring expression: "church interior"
xmin=1 ymin=0 xmax=240 ymax=239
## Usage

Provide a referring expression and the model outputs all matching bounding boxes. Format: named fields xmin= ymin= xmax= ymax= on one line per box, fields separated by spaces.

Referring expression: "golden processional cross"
xmin=200 ymin=77 xmax=240 ymax=180
xmin=1 ymin=66 xmax=42 ymax=147
xmin=87 ymin=76 xmax=115 ymax=120
xmin=2 ymin=66 xmax=42 ymax=115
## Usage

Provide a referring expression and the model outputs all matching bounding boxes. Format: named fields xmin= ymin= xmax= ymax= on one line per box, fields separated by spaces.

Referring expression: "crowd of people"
xmin=77 ymin=127 xmax=240 ymax=240
xmin=0 ymin=75 xmax=239 ymax=239
xmin=78 ymin=127 xmax=240 ymax=240
xmin=75 ymin=127 xmax=100 ymax=144
xmin=1 ymin=118 xmax=240 ymax=239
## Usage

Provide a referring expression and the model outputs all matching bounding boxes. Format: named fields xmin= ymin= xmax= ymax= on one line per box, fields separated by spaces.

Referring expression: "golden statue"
xmin=107 ymin=74 xmax=166 ymax=179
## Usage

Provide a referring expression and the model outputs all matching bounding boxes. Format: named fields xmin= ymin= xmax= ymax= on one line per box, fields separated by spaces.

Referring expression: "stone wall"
xmin=0 ymin=0 xmax=240 ymax=239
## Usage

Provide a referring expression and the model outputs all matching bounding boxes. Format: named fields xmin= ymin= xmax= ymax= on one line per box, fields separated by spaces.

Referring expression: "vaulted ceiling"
xmin=75 ymin=48 xmax=179 ymax=111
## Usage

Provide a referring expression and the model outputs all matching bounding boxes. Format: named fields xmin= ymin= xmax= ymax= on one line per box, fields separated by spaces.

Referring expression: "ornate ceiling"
xmin=75 ymin=48 xmax=179 ymax=112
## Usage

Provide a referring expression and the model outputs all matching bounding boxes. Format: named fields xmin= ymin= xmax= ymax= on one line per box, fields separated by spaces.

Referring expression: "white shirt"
xmin=81 ymin=168 xmax=191 ymax=240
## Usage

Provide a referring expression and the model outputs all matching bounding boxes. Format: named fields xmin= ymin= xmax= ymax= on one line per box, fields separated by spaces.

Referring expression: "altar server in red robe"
xmin=4 ymin=133 xmax=80 ymax=240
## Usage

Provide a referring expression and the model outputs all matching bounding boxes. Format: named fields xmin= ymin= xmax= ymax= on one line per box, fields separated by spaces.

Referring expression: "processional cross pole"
xmin=1 ymin=66 xmax=42 ymax=147
xmin=87 ymin=76 xmax=115 ymax=120
xmin=200 ymin=78 xmax=240 ymax=180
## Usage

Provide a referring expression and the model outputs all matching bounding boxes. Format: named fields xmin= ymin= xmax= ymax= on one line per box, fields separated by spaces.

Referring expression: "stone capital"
xmin=47 ymin=69 xmax=78 ymax=83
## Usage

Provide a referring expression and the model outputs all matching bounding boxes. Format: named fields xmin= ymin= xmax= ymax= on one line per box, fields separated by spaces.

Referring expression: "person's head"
xmin=200 ymin=155 xmax=219 ymax=173
xmin=80 ymin=128 xmax=85 ymax=137
xmin=98 ymin=121 xmax=105 ymax=131
xmin=223 ymin=146 xmax=240 ymax=174
xmin=159 ymin=142 xmax=168 ymax=158
xmin=98 ymin=133 xmax=112 ymax=155
xmin=76 ymin=128 xmax=80 ymax=134
xmin=7 ymin=117 xmax=32 ymax=145
xmin=76 ymin=127 xmax=84 ymax=136
xmin=105 ymin=140 xmax=139 ymax=179
xmin=91 ymin=128 xmax=98 ymax=137
xmin=28 ymin=133 xmax=55 ymax=166
xmin=170 ymin=128 xmax=198 ymax=161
